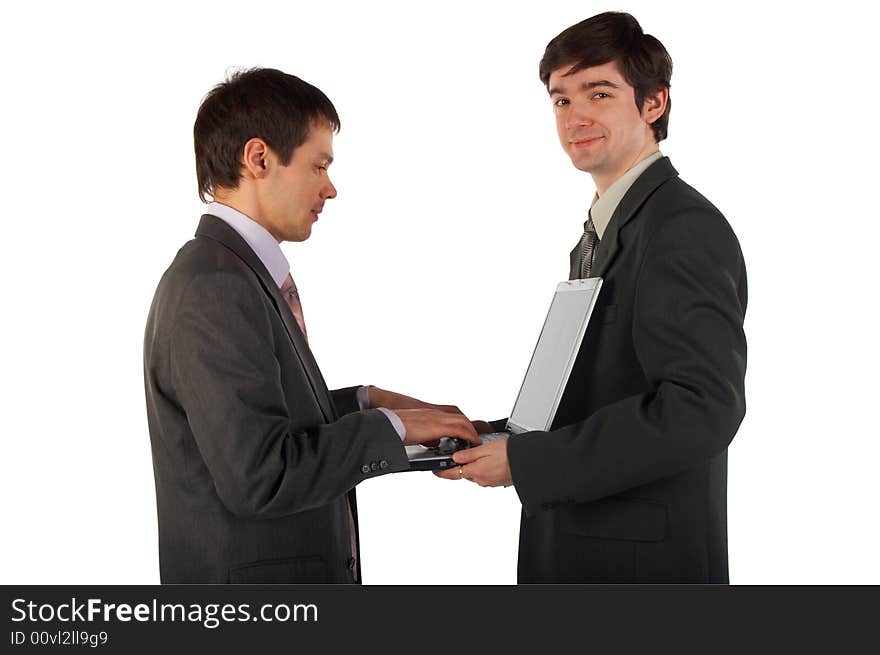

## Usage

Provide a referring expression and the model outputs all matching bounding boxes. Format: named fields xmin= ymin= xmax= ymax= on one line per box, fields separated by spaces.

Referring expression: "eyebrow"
xmin=548 ymin=79 xmax=622 ymax=96
xmin=317 ymin=152 xmax=334 ymax=165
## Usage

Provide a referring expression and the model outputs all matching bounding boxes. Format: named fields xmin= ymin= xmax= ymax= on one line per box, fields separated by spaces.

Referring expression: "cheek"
xmin=555 ymin=117 xmax=568 ymax=144
xmin=614 ymin=109 xmax=643 ymax=138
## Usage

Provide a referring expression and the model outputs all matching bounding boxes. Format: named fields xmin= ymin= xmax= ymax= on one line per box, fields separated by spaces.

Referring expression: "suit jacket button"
xmin=361 ymin=465 xmax=370 ymax=474
xmin=379 ymin=460 xmax=388 ymax=470
xmin=370 ymin=461 xmax=379 ymax=472
xmin=347 ymin=557 xmax=357 ymax=570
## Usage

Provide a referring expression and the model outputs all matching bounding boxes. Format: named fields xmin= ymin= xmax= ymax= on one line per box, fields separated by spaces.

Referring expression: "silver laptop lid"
xmin=506 ymin=278 xmax=603 ymax=435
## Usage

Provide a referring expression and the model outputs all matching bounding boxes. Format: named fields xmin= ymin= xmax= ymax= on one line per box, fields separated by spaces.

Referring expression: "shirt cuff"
xmin=356 ymin=385 xmax=371 ymax=410
xmin=376 ymin=408 xmax=406 ymax=441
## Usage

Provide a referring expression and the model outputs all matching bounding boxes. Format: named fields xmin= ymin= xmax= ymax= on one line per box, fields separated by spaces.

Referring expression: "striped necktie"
xmin=579 ymin=214 xmax=599 ymax=279
xmin=281 ymin=273 xmax=308 ymax=342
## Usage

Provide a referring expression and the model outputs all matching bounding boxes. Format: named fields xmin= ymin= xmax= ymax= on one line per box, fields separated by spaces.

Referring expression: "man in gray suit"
xmin=143 ymin=68 xmax=478 ymax=583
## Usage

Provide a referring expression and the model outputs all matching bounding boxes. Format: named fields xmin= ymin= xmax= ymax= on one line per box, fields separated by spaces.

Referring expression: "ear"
xmin=642 ymin=87 xmax=669 ymax=127
xmin=241 ymin=137 xmax=271 ymax=180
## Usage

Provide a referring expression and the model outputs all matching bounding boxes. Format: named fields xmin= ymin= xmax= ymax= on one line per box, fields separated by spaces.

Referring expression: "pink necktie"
xmin=281 ymin=273 xmax=308 ymax=342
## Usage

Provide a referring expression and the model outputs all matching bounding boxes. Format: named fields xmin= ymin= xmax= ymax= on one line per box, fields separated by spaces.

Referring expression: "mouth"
xmin=310 ymin=207 xmax=323 ymax=221
xmin=570 ymin=136 xmax=604 ymax=149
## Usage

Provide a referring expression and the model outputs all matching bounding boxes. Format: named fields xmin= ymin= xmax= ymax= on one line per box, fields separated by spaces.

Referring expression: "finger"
xmin=452 ymin=446 xmax=485 ymax=464
xmin=447 ymin=416 xmax=480 ymax=444
xmin=433 ymin=466 xmax=466 ymax=480
xmin=471 ymin=420 xmax=494 ymax=434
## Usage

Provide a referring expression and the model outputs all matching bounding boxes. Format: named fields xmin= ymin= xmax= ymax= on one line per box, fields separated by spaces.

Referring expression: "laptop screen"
xmin=507 ymin=278 xmax=602 ymax=434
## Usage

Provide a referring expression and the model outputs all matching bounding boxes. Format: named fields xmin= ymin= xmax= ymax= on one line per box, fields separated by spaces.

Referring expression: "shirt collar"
xmin=205 ymin=201 xmax=290 ymax=288
xmin=590 ymin=151 xmax=664 ymax=240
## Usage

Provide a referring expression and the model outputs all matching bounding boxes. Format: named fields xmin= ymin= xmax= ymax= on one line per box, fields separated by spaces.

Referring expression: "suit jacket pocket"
xmin=594 ymin=303 xmax=618 ymax=325
xmin=228 ymin=556 xmax=327 ymax=584
xmin=557 ymin=497 xmax=667 ymax=542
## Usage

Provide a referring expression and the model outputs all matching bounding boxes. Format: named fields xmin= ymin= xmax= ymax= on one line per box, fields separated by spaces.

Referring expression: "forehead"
xmin=548 ymin=60 xmax=631 ymax=93
xmin=300 ymin=121 xmax=335 ymax=155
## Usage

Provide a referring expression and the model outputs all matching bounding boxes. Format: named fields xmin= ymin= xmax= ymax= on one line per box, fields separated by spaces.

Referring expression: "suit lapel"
xmin=591 ymin=157 xmax=679 ymax=279
xmin=195 ymin=214 xmax=336 ymax=423
xmin=568 ymin=242 xmax=581 ymax=280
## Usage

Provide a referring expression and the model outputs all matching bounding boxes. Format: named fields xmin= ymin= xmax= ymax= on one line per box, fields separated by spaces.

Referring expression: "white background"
xmin=1 ymin=1 xmax=877 ymax=584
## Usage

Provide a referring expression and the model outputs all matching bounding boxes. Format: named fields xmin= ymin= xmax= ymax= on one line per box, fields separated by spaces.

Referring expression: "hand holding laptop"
xmin=433 ymin=436 xmax=513 ymax=487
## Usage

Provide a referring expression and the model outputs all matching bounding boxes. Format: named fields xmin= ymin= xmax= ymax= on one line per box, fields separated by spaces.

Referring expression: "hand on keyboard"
xmin=430 ymin=437 xmax=471 ymax=455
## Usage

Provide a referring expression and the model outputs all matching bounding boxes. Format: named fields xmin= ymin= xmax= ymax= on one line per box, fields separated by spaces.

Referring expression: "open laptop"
xmin=406 ymin=277 xmax=603 ymax=470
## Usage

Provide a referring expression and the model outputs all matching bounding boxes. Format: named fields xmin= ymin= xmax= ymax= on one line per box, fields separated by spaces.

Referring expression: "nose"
xmin=322 ymin=176 xmax=337 ymax=200
xmin=565 ymin=99 xmax=595 ymax=130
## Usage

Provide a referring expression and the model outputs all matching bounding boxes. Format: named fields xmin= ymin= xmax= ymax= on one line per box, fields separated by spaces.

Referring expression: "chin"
xmin=571 ymin=158 xmax=597 ymax=173
xmin=282 ymin=229 xmax=310 ymax=243
xmin=571 ymin=151 xmax=610 ymax=174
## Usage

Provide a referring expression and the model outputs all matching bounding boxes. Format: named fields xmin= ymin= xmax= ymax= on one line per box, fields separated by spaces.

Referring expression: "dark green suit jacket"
xmin=508 ymin=157 xmax=747 ymax=583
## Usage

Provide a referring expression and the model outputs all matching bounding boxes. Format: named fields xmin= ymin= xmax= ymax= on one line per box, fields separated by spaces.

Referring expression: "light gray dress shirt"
xmin=590 ymin=151 xmax=664 ymax=239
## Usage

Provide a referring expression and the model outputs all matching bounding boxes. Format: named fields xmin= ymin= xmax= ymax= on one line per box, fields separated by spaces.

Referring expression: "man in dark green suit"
xmin=438 ymin=13 xmax=747 ymax=583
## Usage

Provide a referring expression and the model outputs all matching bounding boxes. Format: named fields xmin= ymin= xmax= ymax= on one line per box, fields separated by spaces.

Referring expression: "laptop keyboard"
xmin=428 ymin=432 xmax=510 ymax=455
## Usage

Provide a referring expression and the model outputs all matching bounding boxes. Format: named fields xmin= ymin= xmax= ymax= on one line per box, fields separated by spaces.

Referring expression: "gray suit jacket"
xmin=143 ymin=214 xmax=409 ymax=583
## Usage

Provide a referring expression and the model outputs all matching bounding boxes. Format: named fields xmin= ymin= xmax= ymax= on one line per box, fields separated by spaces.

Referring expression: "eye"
xmin=553 ymin=97 xmax=569 ymax=108
xmin=592 ymin=92 xmax=610 ymax=100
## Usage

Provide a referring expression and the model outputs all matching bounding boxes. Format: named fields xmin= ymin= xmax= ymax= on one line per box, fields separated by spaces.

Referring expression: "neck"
xmin=592 ymin=143 xmax=659 ymax=196
xmin=212 ymin=188 xmax=282 ymax=243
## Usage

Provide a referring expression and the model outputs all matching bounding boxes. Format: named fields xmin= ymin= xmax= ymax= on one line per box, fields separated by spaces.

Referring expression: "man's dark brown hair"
xmin=194 ymin=68 xmax=340 ymax=202
xmin=539 ymin=12 xmax=672 ymax=142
